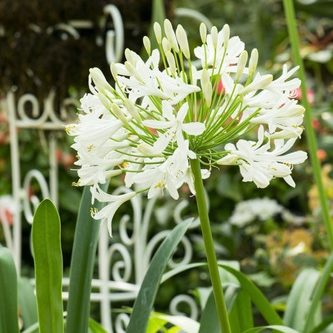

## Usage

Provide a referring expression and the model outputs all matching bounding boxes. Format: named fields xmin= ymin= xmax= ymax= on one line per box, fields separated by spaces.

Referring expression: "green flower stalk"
xmin=283 ymin=0 xmax=333 ymax=250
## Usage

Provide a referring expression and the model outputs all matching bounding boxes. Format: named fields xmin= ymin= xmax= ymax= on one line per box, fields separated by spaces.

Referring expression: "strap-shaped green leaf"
xmin=283 ymin=269 xmax=320 ymax=331
xmin=219 ymin=265 xmax=283 ymax=326
xmin=164 ymin=262 xmax=283 ymax=328
xmin=32 ymin=199 xmax=64 ymax=333
xmin=229 ymin=290 xmax=254 ymax=333
xmin=199 ymin=291 xmax=219 ymax=333
xmin=243 ymin=325 xmax=300 ymax=333
xmin=126 ymin=220 xmax=191 ymax=333
xmin=0 ymin=246 xmax=19 ymax=333
xmin=18 ymin=277 xmax=38 ymax=329
xmin=88 ymin=318 xmax=108 ymax=333
xmin=304 ymin=254 xmax=333 ymax=333
xmin=22 ymin=322 xmax=39 ymax=333
xmin=65 ymin=187 xmax=103 ymax=333
xmin=310 ymin=314 xmax=333 ymax=333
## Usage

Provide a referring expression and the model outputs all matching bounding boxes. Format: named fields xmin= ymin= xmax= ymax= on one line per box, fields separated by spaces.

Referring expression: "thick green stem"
xmin=283 ymin=0 xmax=333 ymax=250
xmin=191 ymin=158 xmax=232 ymax=333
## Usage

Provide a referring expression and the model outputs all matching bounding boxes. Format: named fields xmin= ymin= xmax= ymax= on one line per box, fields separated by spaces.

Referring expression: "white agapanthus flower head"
xmin=67 ymin=20 xmax=307 ymax=234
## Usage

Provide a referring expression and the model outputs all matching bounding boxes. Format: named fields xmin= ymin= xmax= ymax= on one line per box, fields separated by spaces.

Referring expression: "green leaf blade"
xmin=32 ymin=199 xmax=64 ymax=333
xmin=65 ymin=187 xmax=102 ymax=333
xmin=88 ymin=318 xmax=108 ymax=333
xmin=0 ymin=246 xmax=19 ymax=333
xmin=229 ymin=290 xmax=253 ymax=333
xmin=304 ymin=254 xmax=333 ymax=333
xmin=243 ymin=325 xmax=300 ymax=333
xmin=283 ymin=269 xmax=320 ymax=331
xmin=18 ymin=277 xmax=38 ymax=329
xmin=199 ymin=291 xmax=219 ymax=333
xmin=219 ymin=265 xmax=283 ymax=326
xmin=126 ymin=220 xmax=191 ymax=333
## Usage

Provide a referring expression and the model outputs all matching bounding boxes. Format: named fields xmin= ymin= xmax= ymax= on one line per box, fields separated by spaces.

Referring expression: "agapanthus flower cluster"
xmin=67 ymin=20 xmax=307 ymax=234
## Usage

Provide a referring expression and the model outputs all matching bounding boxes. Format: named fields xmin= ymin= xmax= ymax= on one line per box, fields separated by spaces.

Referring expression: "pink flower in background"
xmin=0 ymin=195 xmax=17 ymax=225
xmin=217 ymin=80 xmax=225 ymax=95
xmin=55 ymin=149 xmax=76 ymax=169
xmin=292 ymin=87 xmax=315 ymax=105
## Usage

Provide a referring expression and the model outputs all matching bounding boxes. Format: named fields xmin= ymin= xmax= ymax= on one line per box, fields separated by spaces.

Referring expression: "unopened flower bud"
xmin=164 ymin=19 xmax=179 ymax=52
xmin=162 ymin=37 xmax=171 ymax=53
xmin=89 ymin=68 xmax=111 ymax=91
xmin=201 ymin=69 xmax=213 ymax=107
xmin=235 ymin=51 xmax=248 ymax=81
xmin=110 ymin=63 xmax=118 ymax=79
xmin=125 ymin=62 xmax=142 ymax=82
xmin=211 ymin=26 xmax=218 ymax=48
xmin=105 ymin=169 xmax=123 ymax=179
xmin=154 ymin=22 xmax=162 ymax=44
xmin=242 ymin=74 xmax=273 ymax=95
xmin=111 ymin=103 xmax=129 ymax=124
xmin=176 ymin=24 xmax=190 ymax=59
xmin=166 ymin=51 xmax=177 ymax=75
xmin=200 ymin=23 xmax=207 ymax=43
xmin=249 ymin=48 xmax=258 ymax=76
xmin=221 ymin=24 xmax=230 ymax=45
xmin=123 ymin=99 xmax=141 ymax=121
xmin=143 ymin=36 xmax=151 ymax=55
xmin=138 ymin=142 xmax=158 ymax=156
xmin=124 ymin=48 xmax=134 ymax=64
xmin=97 ymin=92 xmax=112 ymax=109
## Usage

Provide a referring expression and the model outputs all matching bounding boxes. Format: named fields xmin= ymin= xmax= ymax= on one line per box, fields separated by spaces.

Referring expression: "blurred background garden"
xmin=1 ymin=0 xmax=333 ymax=332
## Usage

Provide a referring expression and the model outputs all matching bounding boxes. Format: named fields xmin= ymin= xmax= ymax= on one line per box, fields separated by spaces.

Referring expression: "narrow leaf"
xmin=154 ymin=313 xmax=199 ymax=333
xmin=32 ymin=199 xmax=64 ymax=333
xmin=18 ymin=278 xmax=38 ymax=329
xmin=88 ymin=318 xmax=108 ymax=333
xmin=199 ymin=284 xmax=239 ymax=333
xmin=243 ymin=325 xmax=300 ymax=333
xmin=283 ymin=269 xmax=320 ymax=331
xmin=0 ymin=246 xmax=19 ymax=333
xmin=310 ymin=314 xmax=333 ymax=333
xmin=22 ymin=322 xmax=39 ymax=333
xmin=199 ymin=291 xmax=219 ymax=333
xmin=229 ymin=290 xmax=253 ymax=333
xmin=65 ymin=187 xmax=104 ymax=333
xmin=165 ymin=262 xmax=282 ymax=328
xmin=147 ymin=316 xmax=167 ymax=333
xmin=126 ymin=220 xmax=192 ymax=333
xmin=219 ymin=265 xmax=283 ymax=325
xmin=304 ymin=253 xmax=333 ymax=333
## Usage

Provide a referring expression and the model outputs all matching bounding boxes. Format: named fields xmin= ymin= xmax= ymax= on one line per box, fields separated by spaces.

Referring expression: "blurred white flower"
xmin=229 ymin=197 xmax=283 ymax=227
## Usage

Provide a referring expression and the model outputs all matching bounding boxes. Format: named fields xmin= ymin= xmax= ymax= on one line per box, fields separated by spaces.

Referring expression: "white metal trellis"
xmin=6 ymin=90 xmax=77 ymax=270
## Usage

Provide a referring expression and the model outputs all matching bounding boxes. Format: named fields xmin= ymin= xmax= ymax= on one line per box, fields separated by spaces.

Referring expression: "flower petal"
xmin=182 ymin=122 xmax=205 ymax=136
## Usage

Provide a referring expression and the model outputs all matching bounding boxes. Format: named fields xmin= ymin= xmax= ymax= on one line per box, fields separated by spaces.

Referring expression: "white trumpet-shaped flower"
xmin=67 ymin=20 xmax=307 ymax=234
xmin=91 ymin=187 xmax=137 ymax=236
xmin=217 ymin=127 xmax=307 ymax=188
xmin=142 ymin=101 xmax=205 ymax=152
